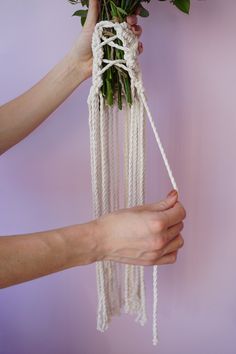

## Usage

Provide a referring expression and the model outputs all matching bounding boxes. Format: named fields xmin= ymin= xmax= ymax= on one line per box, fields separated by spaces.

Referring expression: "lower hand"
xmin=95 ymin=190 xmax=186 ymax=266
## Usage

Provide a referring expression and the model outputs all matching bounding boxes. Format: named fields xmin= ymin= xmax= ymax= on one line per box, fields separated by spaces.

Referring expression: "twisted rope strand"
xmin=88 ymin=20 xmax=178 ymax=345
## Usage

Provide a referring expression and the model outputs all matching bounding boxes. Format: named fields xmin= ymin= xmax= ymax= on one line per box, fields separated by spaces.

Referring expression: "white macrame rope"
xmin=87 ymin=20 xmax=179 ymax=346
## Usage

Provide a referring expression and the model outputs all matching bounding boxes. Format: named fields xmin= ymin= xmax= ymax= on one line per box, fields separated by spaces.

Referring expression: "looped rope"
xmin=87 ymin=20 xmax=178 ymax=346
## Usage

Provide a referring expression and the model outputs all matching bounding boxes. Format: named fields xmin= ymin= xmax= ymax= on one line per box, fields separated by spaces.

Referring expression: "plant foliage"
xmin=68 ymin=0 xmax=191 ymax=109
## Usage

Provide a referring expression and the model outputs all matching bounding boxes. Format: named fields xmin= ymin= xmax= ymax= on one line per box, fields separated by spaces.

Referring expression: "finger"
xmin=160 ymin=202 xmax=186 ymax=227
xmin=109 ymin=249 xmax=179 ymax=266
xmin=135 ymin=6 xmax=141 ymax=16
xmin=150 ymin=190 xmax=178 ymax=212
xmin=155 ymin=250 xmax=178 ymax=265
xmin=161 ymin=234 xmax=184 ymax=256
xmin=84 ymin=0 xmax=99 ymax=29
xmin=138 ymin=41 xmax=144 ymax=55
xmin=126 ymin=15 xmax=138 ymax=26
xmin=134 ymin=190 xmax=178 ymax=212
xmin=131 ymin=24 xmax=142 ymax=38
xmin=166 ymin=222 xmax=184 ymax=243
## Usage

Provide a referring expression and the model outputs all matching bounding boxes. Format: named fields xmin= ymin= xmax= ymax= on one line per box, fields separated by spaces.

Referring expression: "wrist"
xmin=92 ymin=216 xmax=113 ymax=262
xmin=57 ymin=221 xmax=104 ymax=268
xmin=66 ymin=47 xmax=92 ymax=85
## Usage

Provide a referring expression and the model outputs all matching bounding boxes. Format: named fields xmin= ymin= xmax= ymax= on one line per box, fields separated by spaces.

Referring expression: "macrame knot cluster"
xmin=91 ymin=20 xmax=144 ymax=96
xmin=87 ymin=20 xmax=177 ymax=346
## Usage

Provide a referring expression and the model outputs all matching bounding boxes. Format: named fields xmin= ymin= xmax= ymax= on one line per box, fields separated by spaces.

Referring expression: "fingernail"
xmin=139 ymin=42 xmax=143 ymax=50
xmin=167 ymin=189 xmax=177 ymax=198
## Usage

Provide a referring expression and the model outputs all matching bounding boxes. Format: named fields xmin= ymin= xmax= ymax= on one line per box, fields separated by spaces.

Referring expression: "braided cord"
xmin=88 ymin=20 xmax=178 ymax=345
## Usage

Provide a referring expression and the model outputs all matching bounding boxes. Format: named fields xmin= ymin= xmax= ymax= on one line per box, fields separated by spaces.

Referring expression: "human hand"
xmin=95 ymin=190 xmax=186 ymax=266
xmin=70 ymin=0 xmax=144 ymax=81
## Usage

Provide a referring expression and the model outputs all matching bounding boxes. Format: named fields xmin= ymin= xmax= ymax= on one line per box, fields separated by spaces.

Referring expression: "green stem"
xmin=124 ymin=76 xmax=132 ymax=106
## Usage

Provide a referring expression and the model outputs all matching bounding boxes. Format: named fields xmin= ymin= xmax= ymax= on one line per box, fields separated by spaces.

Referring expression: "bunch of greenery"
xmin=68 ymin=0 xmax=191 ymax=109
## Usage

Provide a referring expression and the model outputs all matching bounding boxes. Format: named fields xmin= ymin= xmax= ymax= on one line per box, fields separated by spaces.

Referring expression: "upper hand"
xmin=70 ymin=0 xmax=144 ymax=81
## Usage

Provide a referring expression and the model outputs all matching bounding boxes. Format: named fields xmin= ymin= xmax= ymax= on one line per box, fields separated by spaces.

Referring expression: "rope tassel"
xmin=87 ymin=20 xmax=178 ymax=345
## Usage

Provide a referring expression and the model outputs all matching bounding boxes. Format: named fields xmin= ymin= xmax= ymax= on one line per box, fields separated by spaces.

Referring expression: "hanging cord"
xmin=87 ymin=20 xmax=178 ymax=345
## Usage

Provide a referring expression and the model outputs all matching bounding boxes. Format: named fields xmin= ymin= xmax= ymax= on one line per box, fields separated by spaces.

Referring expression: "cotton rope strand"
xmin=87 ymin=20 xmax=179 ymax=346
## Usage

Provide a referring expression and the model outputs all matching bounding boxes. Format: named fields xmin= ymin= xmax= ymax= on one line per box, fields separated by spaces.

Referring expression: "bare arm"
xmin=0 ymin=0 xmax=100 ymax=155
xmin=0 ymin=193 xmax=186 ymax=289
xmin=0 ymin=0 xmax=143 ymax=156
xmin=0 ymin=50 xmax=88 ymax=155
xmin=0 ymin=221 xmax=99 ymax=289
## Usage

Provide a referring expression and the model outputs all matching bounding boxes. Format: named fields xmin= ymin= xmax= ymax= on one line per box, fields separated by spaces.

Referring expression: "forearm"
xmin=0 ymin=221 xmax=101 ymax=289
xmin=0 ymin=49 xmax=87 ymax=155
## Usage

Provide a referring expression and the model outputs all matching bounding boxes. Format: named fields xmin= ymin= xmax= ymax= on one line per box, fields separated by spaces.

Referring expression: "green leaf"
xmin=116 ymin=7 xmax=128 ymax=16
xmin=172 ymin=0 xmax=190 ymax=14
xmin=72 ymin=9 xmax=88 ymax=17
xmin=110 ymin=1 xmax=119 ymax=18
xmin=139 ymin=4 xmax=149 ymax=17
xmin=81 ymin=0 xmax=88 ymax=6
xmin=68 ymin=0 xmax=79 ymax=4
xmin=81 ymin=16 xmax=86 ymax=26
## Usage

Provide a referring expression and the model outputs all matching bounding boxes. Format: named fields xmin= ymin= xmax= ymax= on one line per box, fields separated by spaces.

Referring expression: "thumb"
xmin=84 ymin=0 xmax=99 ymax=29
xmin=155 ymin=190 xmax=178 ymax=211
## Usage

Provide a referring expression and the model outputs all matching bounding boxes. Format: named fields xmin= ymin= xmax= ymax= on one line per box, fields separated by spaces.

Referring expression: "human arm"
xmin=0 ymin=191 xmax=185 ymax=289
xmin=0 ymin=0 xmax=143 ymax=155
xmin=0 ymin=51 xmax=87 ymax=156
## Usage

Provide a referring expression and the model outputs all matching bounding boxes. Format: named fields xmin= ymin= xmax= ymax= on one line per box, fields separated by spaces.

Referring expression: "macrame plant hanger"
xmin=87 ymin=20 xmax=178 ymax=346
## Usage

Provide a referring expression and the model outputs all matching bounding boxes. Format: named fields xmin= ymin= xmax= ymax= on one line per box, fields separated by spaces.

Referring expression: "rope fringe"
xmin=87 ymin=20 xmax=178 ymax=345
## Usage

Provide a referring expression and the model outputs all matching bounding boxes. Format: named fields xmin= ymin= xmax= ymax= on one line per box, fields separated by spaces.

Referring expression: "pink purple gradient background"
xmin=1 ymin=0 xmax=236 ymax=353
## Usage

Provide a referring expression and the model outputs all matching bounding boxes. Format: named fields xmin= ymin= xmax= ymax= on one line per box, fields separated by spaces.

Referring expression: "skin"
xmin=0 ymin=0 xmax=186 ymax=289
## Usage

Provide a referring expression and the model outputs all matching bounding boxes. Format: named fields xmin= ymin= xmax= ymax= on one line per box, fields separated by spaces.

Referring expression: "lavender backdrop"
xmin=1 ymin=0 xmax=236 ymax=353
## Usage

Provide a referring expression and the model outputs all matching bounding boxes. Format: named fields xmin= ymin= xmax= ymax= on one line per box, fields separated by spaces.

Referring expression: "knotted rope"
xmin=87 ymin=20 xmax=178 ymax=346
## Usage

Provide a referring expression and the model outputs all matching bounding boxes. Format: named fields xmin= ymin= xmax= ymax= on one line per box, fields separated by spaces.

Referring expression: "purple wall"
xmin=1 ymin=0 xmax=236 ymax=353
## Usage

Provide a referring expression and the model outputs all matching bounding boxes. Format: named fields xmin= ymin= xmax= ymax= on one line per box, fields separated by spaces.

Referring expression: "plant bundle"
xmin=68 ymin=0 xmax=190 ymax=110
